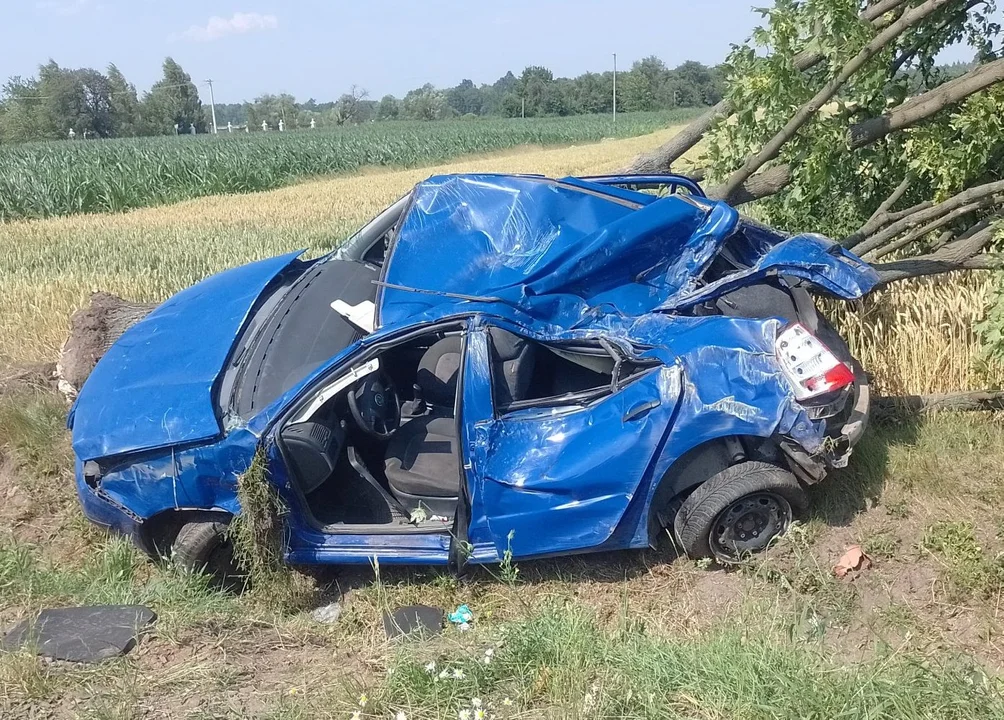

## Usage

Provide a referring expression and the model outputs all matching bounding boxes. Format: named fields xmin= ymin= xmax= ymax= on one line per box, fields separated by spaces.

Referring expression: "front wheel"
xmin=173 ymin=521 xmax=246 ymax=591
xmin=674 ymin=461 xmax=807 ymax=564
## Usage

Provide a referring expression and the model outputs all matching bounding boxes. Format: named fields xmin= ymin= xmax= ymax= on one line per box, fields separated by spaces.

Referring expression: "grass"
xmin=0 ymin=110 xmax=698 ymax=221
xmin=1 ymin=393 xmax=1004 ymax=714
xmin=230 ymin=450 xmax=315 ymax=609
xmin=922 ymin=521 xmax=1004 ymax=602
xmin=363 ymin=606 xmax=1004 ymax=720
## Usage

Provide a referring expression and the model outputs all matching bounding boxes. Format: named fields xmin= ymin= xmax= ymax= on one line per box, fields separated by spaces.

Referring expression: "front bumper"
xmin=74 ymin=458 xmax=146 ymax=547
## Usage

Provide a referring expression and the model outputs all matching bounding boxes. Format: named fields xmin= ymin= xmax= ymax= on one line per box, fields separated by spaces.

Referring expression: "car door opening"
xmin=278 ymin=326 xmax=470 ymax=530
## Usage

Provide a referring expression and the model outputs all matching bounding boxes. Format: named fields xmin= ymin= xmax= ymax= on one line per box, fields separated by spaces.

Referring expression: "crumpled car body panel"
xmin=70 ymin=251 xmax=304 ymax=461
xmin=380 ymin=174 xmax=877 ymax=328
xmin=69 ymin=172 xmax=878 ymax=567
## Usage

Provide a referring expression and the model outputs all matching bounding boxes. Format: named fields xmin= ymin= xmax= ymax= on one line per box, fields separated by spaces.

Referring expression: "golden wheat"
xmin=826 ymin=273 xmax=1004 ymax=395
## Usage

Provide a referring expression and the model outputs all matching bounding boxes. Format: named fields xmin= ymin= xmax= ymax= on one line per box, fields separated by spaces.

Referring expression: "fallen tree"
xmin=59 ymin=2 xmax=1004 ymax=403
xmin=625 ymin=0 xmax=1004 ymax=285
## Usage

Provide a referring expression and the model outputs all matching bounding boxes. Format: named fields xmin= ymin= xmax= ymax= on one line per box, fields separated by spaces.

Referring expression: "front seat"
xmin=384 ymin=329 xmax=535 ymax=514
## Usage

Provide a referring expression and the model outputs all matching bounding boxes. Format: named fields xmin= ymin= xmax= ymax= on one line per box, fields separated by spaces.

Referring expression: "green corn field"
xmin=0 ymin=110 xmax=696 ymax=221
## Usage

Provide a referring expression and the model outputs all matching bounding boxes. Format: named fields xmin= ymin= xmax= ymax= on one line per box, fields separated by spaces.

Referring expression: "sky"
xmin=0 ymin=1 xmax=983 ymax=104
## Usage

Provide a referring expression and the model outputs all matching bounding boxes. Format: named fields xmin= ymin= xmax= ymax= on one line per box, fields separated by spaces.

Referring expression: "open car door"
xmin=459 ymin=321 xmax=683 ymax=560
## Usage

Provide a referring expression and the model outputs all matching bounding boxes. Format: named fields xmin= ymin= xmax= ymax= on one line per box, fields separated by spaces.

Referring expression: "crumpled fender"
xmin=658 ymin=233 xmax=880 ymax=311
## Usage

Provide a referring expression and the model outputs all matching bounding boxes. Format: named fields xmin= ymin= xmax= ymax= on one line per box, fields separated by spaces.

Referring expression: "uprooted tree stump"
xmin=57 ymin=293 xmax=156 ymax=396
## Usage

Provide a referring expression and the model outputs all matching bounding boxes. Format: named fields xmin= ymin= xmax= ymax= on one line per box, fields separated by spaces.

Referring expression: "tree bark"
xmin=855 ymin=174 xmax=913 ymax=237
xmin=705 ymin=163 xmax=794 ymax=204
xmin=842 ymin=199 xmax=933 ymax=247
xmin=872 ymin=237 xmax=1001 ymax=285
xmin=622 ymin=100 xmax=729 ymax=173
xmin=862 ymin=0 xmax=913 ymax=23
xmin=849 ymin=57 xmax=1004 ymax=148
xmin=57 ymin=293 xmax=156 ymax=396
xmin=874 ymin=390 xmax=1004 ymax=414
xmin=718 ymin=0 xmax=953 ymax=201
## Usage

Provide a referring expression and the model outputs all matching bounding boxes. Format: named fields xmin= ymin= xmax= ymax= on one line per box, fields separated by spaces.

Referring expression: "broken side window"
xmin=487 ymin=328 xmax=658 ymax=414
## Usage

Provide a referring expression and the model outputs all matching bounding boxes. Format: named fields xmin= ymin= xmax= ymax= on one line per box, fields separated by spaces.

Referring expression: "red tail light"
xmin=775 ymin=323 xmax=855 ymax=400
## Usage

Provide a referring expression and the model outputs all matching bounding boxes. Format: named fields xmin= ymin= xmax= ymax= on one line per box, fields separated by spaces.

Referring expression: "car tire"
xmin=173 ymin=521 xmax=246 ymax=591
xmin=674 ymin=461 xmax=807 ymax=564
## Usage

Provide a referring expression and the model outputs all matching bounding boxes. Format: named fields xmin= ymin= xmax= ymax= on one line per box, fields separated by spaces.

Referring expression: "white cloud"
xmin=36 ymin=0 xmax=100 ymax=16
xmin=178 ymin=12 xmax=278 ymax=43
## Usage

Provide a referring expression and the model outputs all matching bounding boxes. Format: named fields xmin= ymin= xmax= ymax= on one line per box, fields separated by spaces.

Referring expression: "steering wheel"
xmin=347 ymin=372 xmax=401 ymax=438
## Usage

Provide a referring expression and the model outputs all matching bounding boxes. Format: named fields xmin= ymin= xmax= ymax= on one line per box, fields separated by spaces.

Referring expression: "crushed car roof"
xmin=378 ymin=174 xmax=877 ymax=328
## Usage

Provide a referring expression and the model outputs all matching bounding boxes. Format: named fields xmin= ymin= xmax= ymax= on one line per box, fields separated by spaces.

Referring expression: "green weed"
xmin=922 ymin=521 xmax=1004 ymax=602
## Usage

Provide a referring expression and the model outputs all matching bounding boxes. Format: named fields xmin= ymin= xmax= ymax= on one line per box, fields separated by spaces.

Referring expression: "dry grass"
xmin=1 ymin=123 xmax=999 ymax=399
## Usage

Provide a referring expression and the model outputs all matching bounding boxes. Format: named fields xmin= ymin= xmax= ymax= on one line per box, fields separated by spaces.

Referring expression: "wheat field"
xmin=0 ymin=124 xmax=999 ymax=394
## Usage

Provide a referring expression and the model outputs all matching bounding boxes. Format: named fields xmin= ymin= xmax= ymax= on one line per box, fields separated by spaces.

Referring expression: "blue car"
xmin=69 ymin=173 xmax=877 ymax=580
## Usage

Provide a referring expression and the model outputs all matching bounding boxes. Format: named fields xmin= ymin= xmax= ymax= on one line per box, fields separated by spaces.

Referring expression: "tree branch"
xmin=849 ymin=56 xmax=1004 ymax=148
xmin=875 ymin=390 xmax=1004 ymax=415
xmin=621 ymin=0 xmax=915 ymax=174
xmin=623 ymin=101 xmax=730 ymax=173
xmin=848 ymin=174 xmax=913 ymax=244
xmin=888 ymin=0 xmax=984 ymax=76
xmin=862 ymin=0 xmax=913 ymax=24
xmin=866 ymin=195 xmax=1002 ymax=260
xmin=848 ymin=178 xmax=1004 ymax=254
xmin=705 ymin=163 xmax=794 ymax=204
xmin=718 ymin=0 xmax=953 ymax=201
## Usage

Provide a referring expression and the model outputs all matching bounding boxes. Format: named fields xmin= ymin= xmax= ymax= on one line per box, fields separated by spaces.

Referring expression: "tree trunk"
xmin=57 ymin=293 xmax=156 ymax=397
xmin=874 ymin=390 xmax=1004 ymax=415
xmin=849 ymin=57 xmax=1004 ymax=148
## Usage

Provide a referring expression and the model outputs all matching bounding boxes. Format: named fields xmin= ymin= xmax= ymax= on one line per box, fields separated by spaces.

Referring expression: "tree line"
xmin=0 ymin=58 xmax=205 ymax=142
xmin=0 ymin=55 xmax=723 ymax=142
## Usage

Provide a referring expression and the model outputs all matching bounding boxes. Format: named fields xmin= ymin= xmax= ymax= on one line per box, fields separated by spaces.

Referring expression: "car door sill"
xmin=314 ymin=522 xmax=453 ymax=535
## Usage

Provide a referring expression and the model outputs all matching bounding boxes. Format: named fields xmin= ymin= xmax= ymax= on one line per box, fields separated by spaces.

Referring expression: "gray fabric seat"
xmin=415 ymin=336 xmax=462 ymax=410
xmin=384 ymin=415 xmax=460 ymax=498
xmin=383 ymin=328 xmax=536 ymax=504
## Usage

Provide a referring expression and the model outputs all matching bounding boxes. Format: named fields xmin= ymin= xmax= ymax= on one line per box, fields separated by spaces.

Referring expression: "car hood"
xmin=70 ymin=251 xmax=303 ymax=461
xmin=379 ymin=174 xmax=877 ymax=328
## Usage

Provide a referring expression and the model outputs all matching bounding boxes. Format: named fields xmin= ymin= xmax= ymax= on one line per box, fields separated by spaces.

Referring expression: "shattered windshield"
xmin=230 ymin=258 xmax=378 ymax=418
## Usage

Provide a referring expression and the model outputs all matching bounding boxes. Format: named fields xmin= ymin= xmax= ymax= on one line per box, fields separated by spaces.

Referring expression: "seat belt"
xmin=346 ymin=446 xmax=413 ymax=520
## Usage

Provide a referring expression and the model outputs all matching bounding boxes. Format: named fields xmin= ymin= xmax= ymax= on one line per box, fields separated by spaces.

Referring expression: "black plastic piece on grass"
xmin=2 ymin=605 xmax=157 ymax=663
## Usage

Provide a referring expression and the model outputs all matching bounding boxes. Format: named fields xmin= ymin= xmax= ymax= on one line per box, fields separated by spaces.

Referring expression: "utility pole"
xmin=205 ymin=79 xmax=218 ymax=134
xmin=521 ymin=97 xmax=525 ymax=119
xmin=612 ymin=53 xmax=617 ymax=124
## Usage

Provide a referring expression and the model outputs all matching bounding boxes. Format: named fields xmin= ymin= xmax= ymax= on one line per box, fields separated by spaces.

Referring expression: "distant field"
xmin=0 ymin=110 xmax=699 ymax=221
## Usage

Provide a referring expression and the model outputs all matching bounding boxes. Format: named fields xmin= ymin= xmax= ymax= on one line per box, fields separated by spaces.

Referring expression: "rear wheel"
xmin=173 ymin=521 xmax=246 ymax=591
xmin=674 ymin=461 xmax=806 ymax=564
